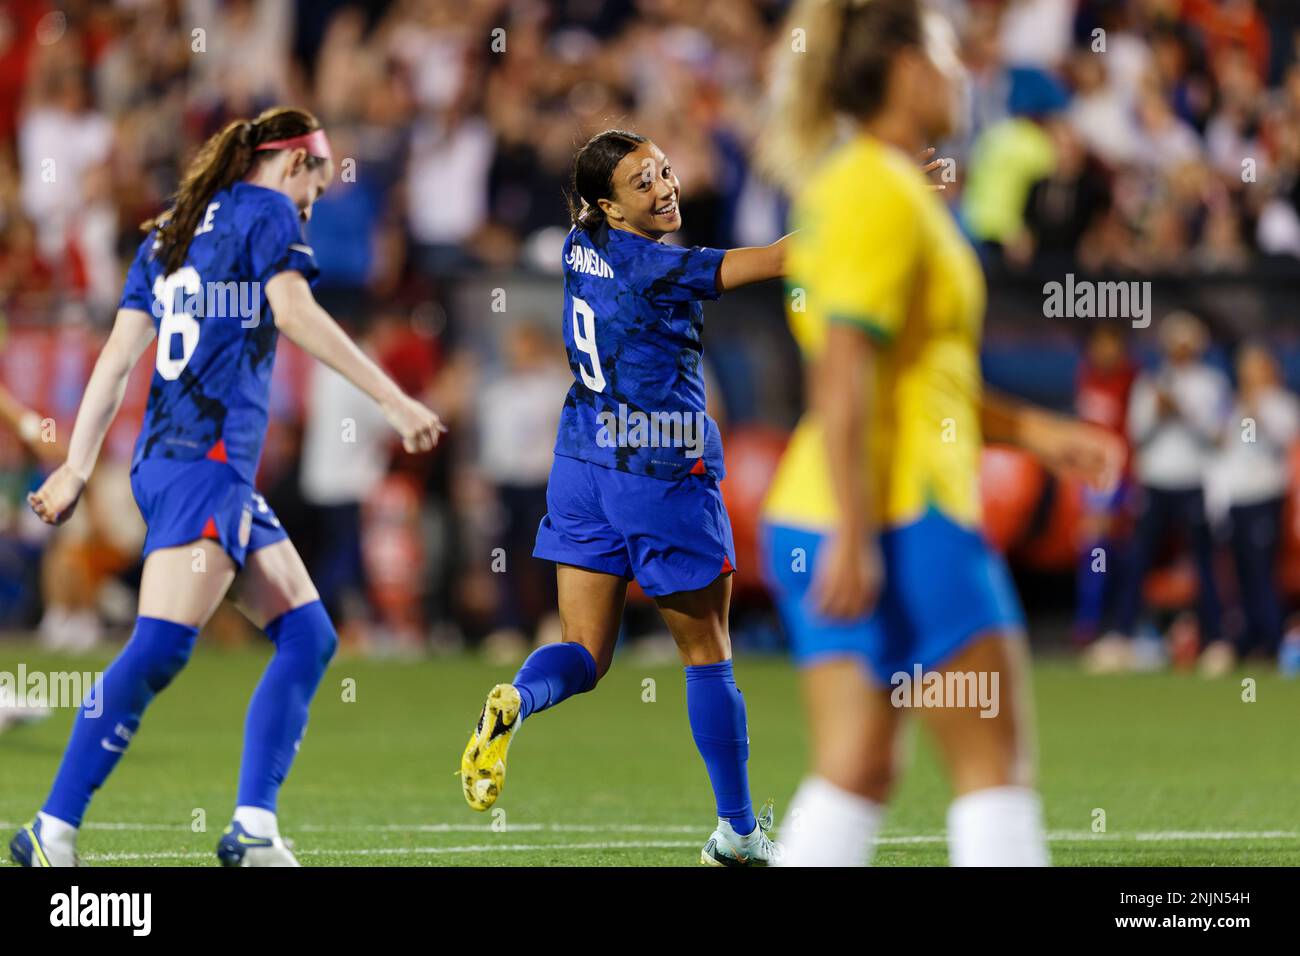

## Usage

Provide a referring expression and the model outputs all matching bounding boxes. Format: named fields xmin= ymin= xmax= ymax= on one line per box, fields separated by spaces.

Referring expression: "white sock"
xmin=234 ymin=806 xmax=280 ymax=840
xmin=775 ymin=775 xmax=883 ymax=867
xmin=947 ymin=785 xmax=1049 ymax=866
xmin=36 ymin=812 xmax=78 ymax=849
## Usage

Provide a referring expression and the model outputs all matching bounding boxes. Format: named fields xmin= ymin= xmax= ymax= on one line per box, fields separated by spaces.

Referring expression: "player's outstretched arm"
xmin=716 ymin=150 xmax=940 ymax=294
xmin=717 ymin=233 xmax=794 ymax=291
xmin=28 ymin=308 xmax=156 ymax=525
xmin=265 ymin=271 xmax=446 ymax=453
xmin=982 ymin=390 xmax=1124 ymax=494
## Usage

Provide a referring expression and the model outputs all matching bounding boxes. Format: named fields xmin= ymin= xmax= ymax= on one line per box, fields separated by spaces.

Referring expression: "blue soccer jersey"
xmin=119 ymin=183 xmax=318 ymax=486
xmin=554 ymin=223 xmax=727 ymax=481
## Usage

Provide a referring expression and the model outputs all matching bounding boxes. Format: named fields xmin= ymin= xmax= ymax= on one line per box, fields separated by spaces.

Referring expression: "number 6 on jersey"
xmin=153 ymin=266 xmax=203 ymax=380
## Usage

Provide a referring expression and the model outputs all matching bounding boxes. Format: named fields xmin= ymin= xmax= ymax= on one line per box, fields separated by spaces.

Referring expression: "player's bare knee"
xmin=812 ymin=729 xmax=895 ymax=799
xmin=668 ymin=627 xmax=730 ymax=666
xmin=817 ymin=755 xmax=895 ymax=803
xmin=946 ymin=737 xmax=1032 ymax=794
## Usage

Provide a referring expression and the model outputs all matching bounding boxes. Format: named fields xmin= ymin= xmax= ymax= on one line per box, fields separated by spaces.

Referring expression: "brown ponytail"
xmin=760 ymin=0 xmax=924 ymax=190
xmin=143 ymin=106 xmax=326 ymax=275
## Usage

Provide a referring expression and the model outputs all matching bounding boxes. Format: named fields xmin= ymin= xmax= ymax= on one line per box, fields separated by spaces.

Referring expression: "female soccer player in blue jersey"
xmin=11 ymin=107 xmax=444 ymax=867
xmin=461 ymin=129 xmax=794 ymax=865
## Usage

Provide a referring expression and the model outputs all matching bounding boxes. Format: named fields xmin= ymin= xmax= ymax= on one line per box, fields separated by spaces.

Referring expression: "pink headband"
xmin=254 ymin=129 xmax=332 ymax=163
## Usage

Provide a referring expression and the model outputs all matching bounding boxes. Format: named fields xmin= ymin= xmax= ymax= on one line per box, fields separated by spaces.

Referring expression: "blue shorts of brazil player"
xmin=534 ymin=454 xmax=736 ymax=597
xmin=130 ymin=458 xmax=288 ymax=570
xmin=761 ymin=508 xmax=1025 ymax=686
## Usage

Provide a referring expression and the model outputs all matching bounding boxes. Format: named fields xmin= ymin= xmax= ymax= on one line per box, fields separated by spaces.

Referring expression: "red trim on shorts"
xmin=201 ymin=516 xmax=220 ymax=540
xmin=206 ymin=439 xmax=228 ymax=463
xmin=689 ymin=458 xmax=707 ymax=475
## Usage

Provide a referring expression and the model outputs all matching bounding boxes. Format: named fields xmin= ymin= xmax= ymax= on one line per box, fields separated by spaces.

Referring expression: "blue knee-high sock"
xmin=236 ymin=601 xmax=338 ymax=811
xmin=43 ymin=617 xmax=199 ymax=827
xmin=512 ymin=642 xmax=597 ymax=721
xmin=685 ymin=660 xmax=756 ymax=835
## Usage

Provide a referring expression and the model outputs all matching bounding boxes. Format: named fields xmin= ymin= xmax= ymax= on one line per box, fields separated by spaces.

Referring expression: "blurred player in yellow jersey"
xmin=759 ymin=0 xmax=1122 ymax=866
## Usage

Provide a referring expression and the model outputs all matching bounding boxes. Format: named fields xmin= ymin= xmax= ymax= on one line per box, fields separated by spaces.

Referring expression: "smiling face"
xmin=597 ymin=142 xmax=681 ymax=240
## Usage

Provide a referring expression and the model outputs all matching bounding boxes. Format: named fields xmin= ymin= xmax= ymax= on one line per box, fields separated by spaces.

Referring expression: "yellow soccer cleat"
xmin=460 ymin=683 xmax=522 ymax=811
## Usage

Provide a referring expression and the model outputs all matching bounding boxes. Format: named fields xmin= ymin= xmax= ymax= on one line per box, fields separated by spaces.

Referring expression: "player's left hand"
xmin=383 ymin=393 xmax=449 ymax=454
xmin=919 ymin=147 xmax=946 ymax=191
xmin=27 ymin=463 xmax=87 ymax=526
xmin=1027 ymin=414 xmax=1125 ymax=494
xmin=811 ymin=529 xmax=883 ymax=621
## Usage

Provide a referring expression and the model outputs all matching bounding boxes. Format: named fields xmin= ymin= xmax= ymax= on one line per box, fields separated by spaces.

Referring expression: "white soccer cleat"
xmin=215 ymin=821 xmax=300 ymax=867
xmin=700 ymin=800 xmax=783 ymax=867
xmin=9 ymin=814 xmax=82 ymax=867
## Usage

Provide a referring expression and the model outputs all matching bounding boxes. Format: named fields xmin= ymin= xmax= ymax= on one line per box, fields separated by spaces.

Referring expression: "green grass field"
xmin=2 ymin=640 xmax=1299 ymax=866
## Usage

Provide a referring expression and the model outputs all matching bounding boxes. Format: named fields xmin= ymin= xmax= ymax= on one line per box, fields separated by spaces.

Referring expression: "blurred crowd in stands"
xmin=960 ymin=0 xmax=1300 ymax=275
xmin=2 ymin=0 xmax=1300 ymax=670
xmin=1066 ymin=317 xmax=1300 ymax=676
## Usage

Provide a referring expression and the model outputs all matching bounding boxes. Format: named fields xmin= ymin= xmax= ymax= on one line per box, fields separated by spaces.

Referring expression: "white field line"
xmin=1132 ymin=830 xmax=1300 ymax=841
xmin=0 ymin=821 xmax=703 ymax=834
xmin=23 ymin=842 xmax=704 ymax=863
xmin=2 ymin=821 xmax=1299 ymax=845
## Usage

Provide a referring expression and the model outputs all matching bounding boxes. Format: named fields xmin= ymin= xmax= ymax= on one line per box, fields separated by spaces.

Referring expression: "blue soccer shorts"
xmin=760 ymin=508 xmax=1025 ymax=686
xmin=534 ymin=454 xmax=736 ymax=597
xmin=130 ymin=458 xmax=288 ymax=569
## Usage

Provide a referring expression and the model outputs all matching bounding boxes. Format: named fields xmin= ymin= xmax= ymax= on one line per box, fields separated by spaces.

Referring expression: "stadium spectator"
xmin=1090 ymin=311 xmax=1230 ymax=673
xmin=1201 ymin=342 xmax=1300 ymax=675
xmin=406 ymin=109 xmax=494 ymax=274
xmin=1007 ymin=119 xmax=1110 ymax=271
xmin=0 ymin=377 xmax=140 ymax=650
xmin=998 ymin=0 xmax=1076 ymax=70
xmin=960 ymin=68 xmax=1067 ymax=250
xmin=1073 ymin=324 xmax=1138 ymax=645
xmin=18 ymin=56 xmax=116 ymax=313
xmin=473 ymin=319 xmax=569 ymax=654
xmin=298 ymin=320 xmax=395 ymax=644
xmin=185 ymin=0 xmax=293 ymax=111
xmin=1065 ymin=42 xmax=1144 ymax=167
xmin=1182 ymin=0 xmax=1271 ymax=79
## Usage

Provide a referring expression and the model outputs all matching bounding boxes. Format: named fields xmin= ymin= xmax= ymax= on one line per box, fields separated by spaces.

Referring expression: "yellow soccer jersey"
xmin=763 ymin=134 xmax=986 ymax=533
